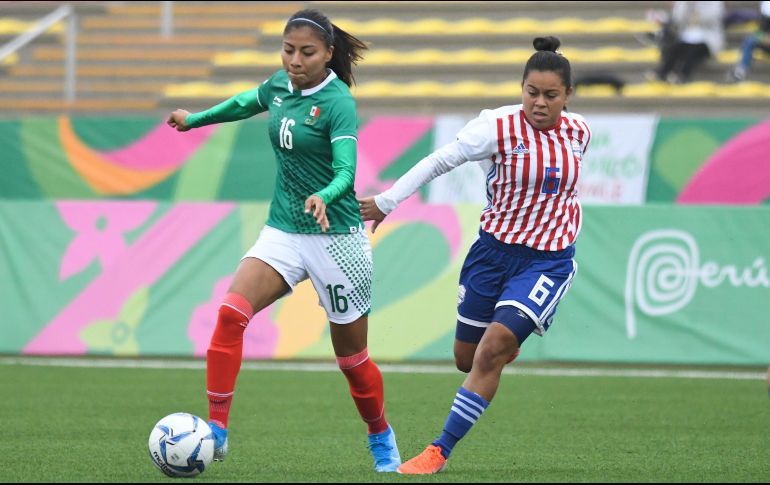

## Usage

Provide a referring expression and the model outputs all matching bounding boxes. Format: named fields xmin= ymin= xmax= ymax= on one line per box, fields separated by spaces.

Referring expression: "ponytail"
xmin=327 ymin=24 xmax=367 ymax=87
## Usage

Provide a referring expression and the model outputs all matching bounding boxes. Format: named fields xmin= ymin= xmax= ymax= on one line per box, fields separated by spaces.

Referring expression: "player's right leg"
xmin=454 ymin=231 xmax=514 ymax=373
xmin=207 ymin=227 xmax=302 ymax=461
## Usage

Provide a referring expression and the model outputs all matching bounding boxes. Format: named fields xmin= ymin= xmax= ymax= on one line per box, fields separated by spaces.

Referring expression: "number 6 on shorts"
xmin=528 ymin=274 xmax=555 ymax=306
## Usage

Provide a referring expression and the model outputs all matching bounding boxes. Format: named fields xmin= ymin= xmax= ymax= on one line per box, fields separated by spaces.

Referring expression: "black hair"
xmin=522 ymin=36 xmax=572 ymax=89
xmin=283 ymin=9 xmax=368 ymax=87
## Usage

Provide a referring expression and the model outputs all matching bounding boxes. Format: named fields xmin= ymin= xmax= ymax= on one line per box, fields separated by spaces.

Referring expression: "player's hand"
xmin=305 ymin=195 xmax=329 ymax=232
xmin=357 ymin=196 xmax=386 ymax=234
xmin=167 ymin=109 xmax=191 ymax=132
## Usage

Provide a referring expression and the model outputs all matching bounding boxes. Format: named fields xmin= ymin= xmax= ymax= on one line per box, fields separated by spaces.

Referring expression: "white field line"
xmin=0 ymin=356 xmax=765 ymax=381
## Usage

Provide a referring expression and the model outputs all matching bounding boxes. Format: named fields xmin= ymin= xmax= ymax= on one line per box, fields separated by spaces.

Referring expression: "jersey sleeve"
xmin=327 ymin=95 xmax=358 ymax=142
xmin=314 ymin=137 xmax=356 ymax=206
xmin=455 ymin=110 xmax=497 ymax=161
xmin=186 ymin=75 xmax=273 ymax=128
xmin=579 ymin=118 xmax=592 ymax=156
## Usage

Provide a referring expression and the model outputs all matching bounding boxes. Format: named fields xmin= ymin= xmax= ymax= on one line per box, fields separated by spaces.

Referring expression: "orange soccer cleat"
xmin=396 ymin=444 xmax=447 ymax=475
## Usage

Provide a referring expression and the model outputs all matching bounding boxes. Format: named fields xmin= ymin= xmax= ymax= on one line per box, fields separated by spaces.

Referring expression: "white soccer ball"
xmin=148 ymin=413 xmax=214 ymax=478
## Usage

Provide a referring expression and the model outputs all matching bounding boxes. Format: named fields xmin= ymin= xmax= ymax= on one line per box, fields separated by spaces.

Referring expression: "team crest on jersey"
xmin=571 ymin=139 xmax=582 ymax=157
xmin=304 ymin=105 xmax=321 ymax=125
xmin=512 ymin=142 xmax=529 ymax=155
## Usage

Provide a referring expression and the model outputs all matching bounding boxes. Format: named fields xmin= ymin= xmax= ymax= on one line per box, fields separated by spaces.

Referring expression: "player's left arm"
xmin=314 ymin=137 xmax=356 ymax=206
xmin=305 ymin=97 xmax=358 ymax=232
xmin=305 ymin=139 xmax=356 ymax=232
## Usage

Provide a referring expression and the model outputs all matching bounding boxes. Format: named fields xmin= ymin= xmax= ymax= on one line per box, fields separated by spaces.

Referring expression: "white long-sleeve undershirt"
xmin=374 ymin=140 xmax=473 ymax=215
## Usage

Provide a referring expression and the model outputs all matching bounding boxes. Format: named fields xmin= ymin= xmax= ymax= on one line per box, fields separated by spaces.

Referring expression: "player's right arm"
xmin=167 ymin=87 xmax=267 ymax=132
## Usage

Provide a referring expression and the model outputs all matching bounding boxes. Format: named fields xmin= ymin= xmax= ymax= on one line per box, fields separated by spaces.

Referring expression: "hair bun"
xmin=533 ymin=36 xmax=561 ymax=53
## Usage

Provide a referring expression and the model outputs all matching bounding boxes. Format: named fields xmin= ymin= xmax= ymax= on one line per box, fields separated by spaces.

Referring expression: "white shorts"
xmin=243 ymin=225 xmax=373 ymax=324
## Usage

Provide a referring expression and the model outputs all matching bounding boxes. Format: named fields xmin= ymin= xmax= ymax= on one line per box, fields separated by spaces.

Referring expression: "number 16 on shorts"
xmin=325 ymin=284 xmax=349 ymax=313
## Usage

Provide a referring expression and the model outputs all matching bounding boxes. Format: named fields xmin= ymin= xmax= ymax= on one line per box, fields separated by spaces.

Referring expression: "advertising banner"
xmin=2 ymin=202 xmax=768 ymax=365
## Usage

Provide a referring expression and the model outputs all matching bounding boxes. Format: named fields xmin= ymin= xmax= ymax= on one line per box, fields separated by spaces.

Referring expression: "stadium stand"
xmin=0 ymin=1 xmax=767 ymax=116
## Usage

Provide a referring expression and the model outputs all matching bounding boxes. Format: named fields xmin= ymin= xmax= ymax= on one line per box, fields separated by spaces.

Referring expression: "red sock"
xmin=206 ymin=292 xmax=254 ymax=428
xmin=337 ymin=349 xmax=389 ymax=435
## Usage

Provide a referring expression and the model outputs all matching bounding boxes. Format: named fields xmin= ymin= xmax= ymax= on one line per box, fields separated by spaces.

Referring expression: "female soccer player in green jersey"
xmin=167 ymin=9 xmax=401 ymax=473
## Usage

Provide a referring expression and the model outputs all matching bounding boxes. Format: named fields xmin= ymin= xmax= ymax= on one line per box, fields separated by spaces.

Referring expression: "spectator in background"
xmin=651 ymin=1 xmax=725 ymax=83
xmin=727 ymin=1 xmax=770 ymax=82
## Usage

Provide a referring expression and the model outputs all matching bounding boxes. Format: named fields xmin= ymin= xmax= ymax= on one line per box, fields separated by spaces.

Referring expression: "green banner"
xmin=527 ymin=205 xmax=770 ymax=365
xmin=2 ymin=201 xmax=768 ymax=365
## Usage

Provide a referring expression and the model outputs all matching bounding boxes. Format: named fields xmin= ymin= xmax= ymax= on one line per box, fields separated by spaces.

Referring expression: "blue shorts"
xmin=456 ymin=230 xmax=577 ymax=344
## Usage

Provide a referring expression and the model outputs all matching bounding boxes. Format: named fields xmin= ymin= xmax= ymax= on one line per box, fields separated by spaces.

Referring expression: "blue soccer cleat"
xmin=209 ymin=421 xmax=228 ymax=461
xmin=367 ymin=425 xmax=401 ymax=472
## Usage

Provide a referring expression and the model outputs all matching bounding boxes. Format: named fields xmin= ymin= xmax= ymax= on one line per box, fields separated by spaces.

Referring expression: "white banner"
xmin=578 ymin=114 xmax=657 ymax=205
xmin=427 ymin=114 xmax=658 ymax=205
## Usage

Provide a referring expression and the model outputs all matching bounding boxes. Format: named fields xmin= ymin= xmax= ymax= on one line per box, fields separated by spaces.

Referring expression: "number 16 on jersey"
xmin=279 ymin=117 xmax=295 ymax=149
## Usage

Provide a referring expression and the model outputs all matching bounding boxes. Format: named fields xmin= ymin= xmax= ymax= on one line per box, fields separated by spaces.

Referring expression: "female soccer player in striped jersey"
xmin=167 ymin=9 xmax=401 ymax=473
xmin=359 ymin=36 xmax=591 ymax=474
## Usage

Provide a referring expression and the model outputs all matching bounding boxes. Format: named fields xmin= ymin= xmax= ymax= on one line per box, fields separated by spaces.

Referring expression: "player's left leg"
xmin=400 ymin=243 xmax=575 ymax=474
xmin=330 ymin=316 xmax=401 ymax=472
xmin=397 ymin=321 xmax=526 ymax=475
xmin=303 ymin=230 xmax=400 ymax=472
xmin=454 ymin=232 xmax=517 ymax=373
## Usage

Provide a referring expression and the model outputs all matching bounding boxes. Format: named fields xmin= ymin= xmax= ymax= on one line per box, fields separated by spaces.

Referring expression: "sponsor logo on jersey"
xmin=305 ymin=105 xmax=321 ymax=125
xmin=273 ymin=96 xmax=283 ymax=107
xmin=512 ymin=142 xmax=529 ymax=155
xmin=458 ymin=284 xmax=466 ymax=305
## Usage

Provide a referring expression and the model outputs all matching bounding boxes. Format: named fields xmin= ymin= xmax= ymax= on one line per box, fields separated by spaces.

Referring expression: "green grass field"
xmin=2 ymin=359 xmax=769 ymax=482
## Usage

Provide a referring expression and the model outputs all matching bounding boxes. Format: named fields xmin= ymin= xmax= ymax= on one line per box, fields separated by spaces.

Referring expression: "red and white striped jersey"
xmin=456 ymin=104 xmax=592 ymax=251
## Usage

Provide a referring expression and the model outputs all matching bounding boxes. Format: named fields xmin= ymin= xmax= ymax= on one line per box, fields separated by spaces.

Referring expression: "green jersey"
xmin=187 ymin=69 xmax=362 ymax=234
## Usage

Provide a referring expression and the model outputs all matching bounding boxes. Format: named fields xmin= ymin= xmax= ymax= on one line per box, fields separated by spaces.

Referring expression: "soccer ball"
xmin=148 ymin=413 xmax=215 ymax=478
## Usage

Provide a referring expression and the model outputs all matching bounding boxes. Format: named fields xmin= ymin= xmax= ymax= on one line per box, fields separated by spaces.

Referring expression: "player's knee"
xmin=454 ymin=353 xmax=473 ymax=373
xmin=472 ymin=339 xmax=512 ymax=372
xmin=218 ymin=293 xmax=254 ymax=324
xmin=217 ymin=304 xmax=245 ymax=325
xmin=209 ymin=306 xmax=247 ymax=349
xmin=453 ymin=339 xmax=477 ymax=373
xmin=210 ymin=293 xmax=254 ymax=347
